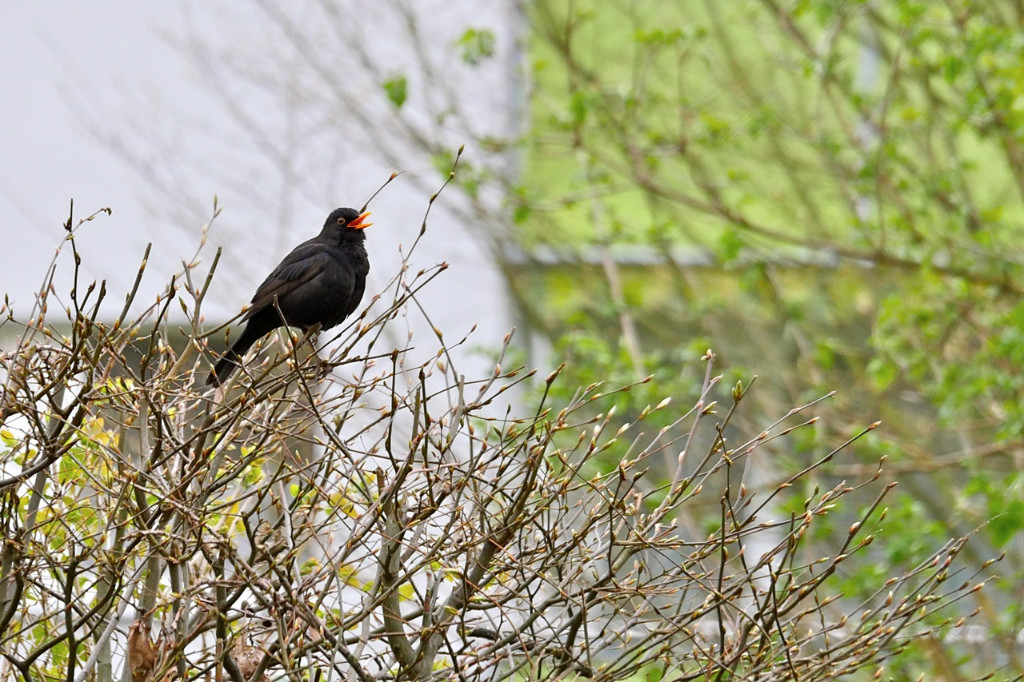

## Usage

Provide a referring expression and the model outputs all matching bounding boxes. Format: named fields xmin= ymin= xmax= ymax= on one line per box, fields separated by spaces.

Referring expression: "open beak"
xmin=350 ymin=211 xmax=373 ymax=230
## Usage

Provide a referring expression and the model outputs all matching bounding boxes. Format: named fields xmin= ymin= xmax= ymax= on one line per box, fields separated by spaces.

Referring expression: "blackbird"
xmin=207 ymin=207 xmax=372 ymax=386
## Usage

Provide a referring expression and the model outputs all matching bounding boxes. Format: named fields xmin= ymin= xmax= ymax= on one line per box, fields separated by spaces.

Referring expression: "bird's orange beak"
xmin=350 ymin=211 xmax=373 ymax=229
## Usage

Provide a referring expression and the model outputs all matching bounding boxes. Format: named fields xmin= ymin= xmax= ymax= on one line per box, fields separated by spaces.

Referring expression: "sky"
xmin=0 ymin=5 xmax=205 ymax=309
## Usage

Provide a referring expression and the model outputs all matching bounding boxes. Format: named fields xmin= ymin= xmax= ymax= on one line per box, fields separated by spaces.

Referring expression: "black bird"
xmin=207 ymin=207 xmax=373 ymax=386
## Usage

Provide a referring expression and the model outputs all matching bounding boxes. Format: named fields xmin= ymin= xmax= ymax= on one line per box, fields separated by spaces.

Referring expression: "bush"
xmin=0 ymin=204 xmax=995 ymax=681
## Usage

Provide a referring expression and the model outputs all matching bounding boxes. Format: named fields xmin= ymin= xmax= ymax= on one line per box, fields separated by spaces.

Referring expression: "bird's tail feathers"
xmin=206 ymin=331 xmax=259 ymax=387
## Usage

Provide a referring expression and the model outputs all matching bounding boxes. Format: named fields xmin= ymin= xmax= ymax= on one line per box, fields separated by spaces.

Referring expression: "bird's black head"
xmin=325 ymin=207 xmax=373 ymax=231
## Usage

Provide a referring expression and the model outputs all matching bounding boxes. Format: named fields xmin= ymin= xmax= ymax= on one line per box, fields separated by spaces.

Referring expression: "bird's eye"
xmin=337 ymin=218 xmax=345 ymax=225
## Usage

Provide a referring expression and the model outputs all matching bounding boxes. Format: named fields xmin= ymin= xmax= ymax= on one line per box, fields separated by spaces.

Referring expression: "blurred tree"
xmin=517 ymin=1 xmax=1024 ymax=677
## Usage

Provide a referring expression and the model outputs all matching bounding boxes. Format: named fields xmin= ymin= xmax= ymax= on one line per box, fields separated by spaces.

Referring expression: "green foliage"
xmin=455 ymin=28 xmax=495 ymax=66
xmin=967 ymin=473 xmax=1024 ymax=549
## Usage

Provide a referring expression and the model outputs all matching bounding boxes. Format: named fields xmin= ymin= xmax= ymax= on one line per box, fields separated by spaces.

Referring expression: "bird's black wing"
xmin=344 ymin=273 xmax=367 ymax=320
xmin=243 ymin=243 xmax=329 ymax=321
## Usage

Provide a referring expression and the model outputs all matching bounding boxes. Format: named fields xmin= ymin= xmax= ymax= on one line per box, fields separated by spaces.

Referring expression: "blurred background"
xmin=2 ymin=1 xmax=1022 ymax=677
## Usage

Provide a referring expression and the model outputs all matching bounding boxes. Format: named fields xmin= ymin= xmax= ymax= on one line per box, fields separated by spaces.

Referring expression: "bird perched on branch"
xmin=207 ymin=207 xmax=372 ymax=386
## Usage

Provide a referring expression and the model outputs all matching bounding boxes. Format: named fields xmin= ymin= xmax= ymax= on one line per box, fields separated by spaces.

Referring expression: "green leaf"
xmin=382 ymin=75 xmax=408 ymax=108
xmin=569 ymin=90 xmax=588 ymax=126
xmin=718 ymin=226 xmax=743 ymax=262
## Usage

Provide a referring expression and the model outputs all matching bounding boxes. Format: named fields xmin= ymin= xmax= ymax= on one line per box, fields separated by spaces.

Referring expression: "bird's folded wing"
xmin=244 ymin=248 xmax=328 ymax=320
